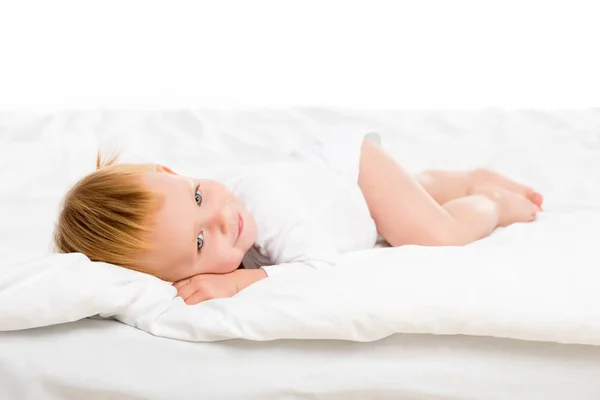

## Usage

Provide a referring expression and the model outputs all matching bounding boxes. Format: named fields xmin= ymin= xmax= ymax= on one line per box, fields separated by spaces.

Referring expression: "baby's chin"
xmin=219 ymin=264 xmax=241 ymax=274
xmin=217 ymin=256 xmax=246 ymax=274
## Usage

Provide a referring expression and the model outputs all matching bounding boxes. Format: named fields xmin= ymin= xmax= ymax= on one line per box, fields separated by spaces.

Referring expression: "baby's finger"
xmin=173 ymin=278 xmax=191 ymax=289
xmin=177 ymin=284 xmax=198 ymax=301
xmin=185 ymin=292 xmax=211 ymax=305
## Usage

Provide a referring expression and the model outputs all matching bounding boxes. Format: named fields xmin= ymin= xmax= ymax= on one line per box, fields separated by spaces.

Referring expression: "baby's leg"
xmin=412 ymin=170 xmax=472 ymax=205
xmin=472 ymin=168 xmax=543 ymax=209
xmin=415 ymin=169 xmax=543 ymax=208
xmin=358 ymin=141 xmax=536 ymax=247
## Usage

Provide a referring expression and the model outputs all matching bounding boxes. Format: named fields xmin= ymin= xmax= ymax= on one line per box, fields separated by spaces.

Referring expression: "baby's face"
xmin=139 ymin=168 xmax=257 ymax=282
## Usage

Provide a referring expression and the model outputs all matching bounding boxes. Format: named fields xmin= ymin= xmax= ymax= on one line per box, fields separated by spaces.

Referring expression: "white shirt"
xmin=224 ymin=133 xmax=380 ymax=277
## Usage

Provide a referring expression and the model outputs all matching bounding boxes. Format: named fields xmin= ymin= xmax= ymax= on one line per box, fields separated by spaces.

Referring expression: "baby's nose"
xmin=211 ymin=205 xmax=230 ymax=234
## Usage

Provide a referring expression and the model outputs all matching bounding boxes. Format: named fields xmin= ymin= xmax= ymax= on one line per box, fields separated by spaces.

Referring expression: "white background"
xmin=0 ymin=0 xmax=599 ymax=111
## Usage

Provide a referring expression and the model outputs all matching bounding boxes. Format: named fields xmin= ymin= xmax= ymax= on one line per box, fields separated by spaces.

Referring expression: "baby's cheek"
xmin=220 ymin=250 xmax=244 ymax=274
xmin=244 ymin=215 xmax=258 ymax=247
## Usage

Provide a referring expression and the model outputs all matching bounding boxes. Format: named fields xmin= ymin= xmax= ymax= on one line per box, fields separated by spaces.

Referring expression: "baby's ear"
xmin=156 ymin=165 xmax=177 ymax=175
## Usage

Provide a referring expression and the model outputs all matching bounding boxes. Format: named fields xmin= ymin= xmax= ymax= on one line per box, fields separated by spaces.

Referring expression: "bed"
xmin=1 ymin=108 xmax=600 ymax=399
xmin=2 ymin=318 xmax=600 ymax=400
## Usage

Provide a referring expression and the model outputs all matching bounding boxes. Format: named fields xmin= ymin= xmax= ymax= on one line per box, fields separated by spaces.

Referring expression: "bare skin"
xmin=144 ymin=142 xmax=543 ymax=305
xmin=359 ymin=141 xmax=541 ymax=247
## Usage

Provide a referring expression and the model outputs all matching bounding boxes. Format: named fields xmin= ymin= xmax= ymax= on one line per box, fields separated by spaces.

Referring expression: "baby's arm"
xmin=174 ymin=268 xmax=267 ymax=305
xmin=236 ymin=268 xmax=268 ymax=290
xmin=175 ymin=258 xmax=334 ymax=305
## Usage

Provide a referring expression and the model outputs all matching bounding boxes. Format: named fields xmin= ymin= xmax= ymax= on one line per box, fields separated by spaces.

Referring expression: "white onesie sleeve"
xmin=260 ymin=213 xmax=339 ymax=277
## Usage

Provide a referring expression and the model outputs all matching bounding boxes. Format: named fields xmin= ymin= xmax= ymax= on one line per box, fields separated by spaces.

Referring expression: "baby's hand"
xmin=173 ymin=273 xmax=238 ymax=305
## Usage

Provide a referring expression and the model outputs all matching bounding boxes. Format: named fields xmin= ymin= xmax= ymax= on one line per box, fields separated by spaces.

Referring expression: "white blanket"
xmin=1 ymin=108 xmax=599 ymax=345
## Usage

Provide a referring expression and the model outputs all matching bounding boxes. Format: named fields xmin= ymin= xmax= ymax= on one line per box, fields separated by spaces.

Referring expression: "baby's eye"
xmin=195 ymin=187 xmax=203 ymax=206
xmin=197 ymin=232 xmax=204 ymax=251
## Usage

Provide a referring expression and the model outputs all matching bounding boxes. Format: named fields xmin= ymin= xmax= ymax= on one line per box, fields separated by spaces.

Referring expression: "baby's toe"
xmin=528 ymin=191 xmax=544 ymax=209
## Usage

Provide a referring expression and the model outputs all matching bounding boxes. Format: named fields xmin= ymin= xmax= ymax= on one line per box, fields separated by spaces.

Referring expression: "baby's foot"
xmin=470 ymin=184 xmax=538 ymax=227
xmin=472 ymin=168 xmax=544 ymax=210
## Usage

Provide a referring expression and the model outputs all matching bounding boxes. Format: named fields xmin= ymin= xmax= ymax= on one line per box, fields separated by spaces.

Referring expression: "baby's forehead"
xmin=142 ymin=172 xmax=192 ymax=193
xmin=145 ymin=195 xmax=195 ymax=274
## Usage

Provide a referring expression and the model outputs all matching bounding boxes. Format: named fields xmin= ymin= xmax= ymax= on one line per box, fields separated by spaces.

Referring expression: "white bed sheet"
xmin=1 ymin=319 xmax=600 ymax=400
xmin=0 ymin=319 xmax=600 ymax=400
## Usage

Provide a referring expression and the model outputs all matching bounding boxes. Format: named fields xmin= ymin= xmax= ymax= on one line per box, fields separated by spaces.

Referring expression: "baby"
xmin=54 ymin=132 xmax=542 ymax=305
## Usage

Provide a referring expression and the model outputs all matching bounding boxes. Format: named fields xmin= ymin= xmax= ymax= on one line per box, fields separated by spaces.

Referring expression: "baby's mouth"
xmin=236 ymin=213 xmax=244 ymax=242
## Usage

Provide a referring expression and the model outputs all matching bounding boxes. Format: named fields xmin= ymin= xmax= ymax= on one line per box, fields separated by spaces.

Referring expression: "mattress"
xmin=1 ymin=108 xmax=600 ymax=398
xmin=1 ymin=318 xmax=600 ymax=400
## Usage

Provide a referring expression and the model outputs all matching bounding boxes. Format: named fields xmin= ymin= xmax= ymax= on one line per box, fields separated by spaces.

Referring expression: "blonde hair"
xmin=54 ymin=151 xmax=163 ymax=273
